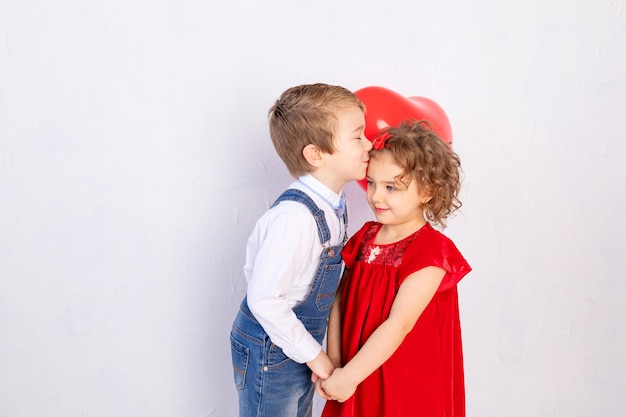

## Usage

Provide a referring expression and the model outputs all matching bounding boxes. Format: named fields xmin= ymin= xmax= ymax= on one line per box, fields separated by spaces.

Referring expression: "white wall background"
xmin=1 ymin=0 xmax=625 ymax=416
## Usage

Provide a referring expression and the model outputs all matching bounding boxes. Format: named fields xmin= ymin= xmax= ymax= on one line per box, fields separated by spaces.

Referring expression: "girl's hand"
xmin=321 ymin=367 xmax=358 ymax=403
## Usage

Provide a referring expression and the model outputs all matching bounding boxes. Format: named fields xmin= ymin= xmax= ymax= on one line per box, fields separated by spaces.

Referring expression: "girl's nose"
xmin=370 ymin=186 xmax=383 ymax=203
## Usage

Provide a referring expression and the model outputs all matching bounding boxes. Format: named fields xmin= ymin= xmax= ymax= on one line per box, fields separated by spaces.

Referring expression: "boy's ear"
xmin=302 ymin=144 xmax=325 ymax=168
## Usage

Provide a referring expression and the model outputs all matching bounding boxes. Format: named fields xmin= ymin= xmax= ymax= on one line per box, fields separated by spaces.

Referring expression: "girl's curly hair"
xmin=371 ymin=119 xmax=463 ymax=228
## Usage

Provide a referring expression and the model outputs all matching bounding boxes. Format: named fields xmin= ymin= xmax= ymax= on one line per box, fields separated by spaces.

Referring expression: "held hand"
xmin=315 ymin=376 xmax=332 ymax=400
xmin=306 ymin=351 xmax=334 ymax=380
xmin=321 ymin=367 xmax=358 ymax=403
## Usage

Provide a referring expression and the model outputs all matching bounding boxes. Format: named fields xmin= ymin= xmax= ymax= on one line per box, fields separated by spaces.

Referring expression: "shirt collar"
xmin=298 ymin=174 xmax=343 ymax=208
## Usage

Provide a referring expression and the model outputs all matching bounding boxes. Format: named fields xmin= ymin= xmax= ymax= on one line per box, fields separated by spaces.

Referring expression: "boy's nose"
xmin=363 ymin=137 xmax=373 ymax=151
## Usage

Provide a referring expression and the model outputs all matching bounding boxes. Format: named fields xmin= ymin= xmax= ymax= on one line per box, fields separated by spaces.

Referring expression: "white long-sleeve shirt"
xmin=244 ymin=174 xmax=346 ymax=363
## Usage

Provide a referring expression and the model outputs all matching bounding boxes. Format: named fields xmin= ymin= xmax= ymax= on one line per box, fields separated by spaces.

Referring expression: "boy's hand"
xmin=315 ymin=377 xmax=332 ymax=400
xmin=306 ymin=350 xmax=334 ymax=380
xmin=321 ymin=367 xmax=357 ymax=403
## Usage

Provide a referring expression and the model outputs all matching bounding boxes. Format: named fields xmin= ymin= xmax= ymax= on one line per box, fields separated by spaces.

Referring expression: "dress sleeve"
xmin=341 ymin=222 xmax=376 ymax=268
xmin=398 ymin=228 xmax=472 ymax=292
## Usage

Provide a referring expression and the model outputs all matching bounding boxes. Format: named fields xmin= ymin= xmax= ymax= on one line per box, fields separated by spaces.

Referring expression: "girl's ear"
xmin=421 ymin=186 xmax=434 ymax=205
xmin=302 ymin=144 xmax=325 ymax=168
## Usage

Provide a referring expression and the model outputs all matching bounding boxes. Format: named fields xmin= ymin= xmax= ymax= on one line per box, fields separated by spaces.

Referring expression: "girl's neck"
xmin=375 ymin=218 xmax=427 ymax=245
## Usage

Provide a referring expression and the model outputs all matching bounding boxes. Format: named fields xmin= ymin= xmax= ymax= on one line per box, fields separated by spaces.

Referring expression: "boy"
xmin=230 ymin=83 xmax=372 ymax=417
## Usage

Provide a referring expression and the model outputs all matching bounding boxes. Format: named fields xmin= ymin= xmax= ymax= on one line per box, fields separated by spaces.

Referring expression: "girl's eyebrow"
xmin=367 ymin=177 xmax=396 ymax=185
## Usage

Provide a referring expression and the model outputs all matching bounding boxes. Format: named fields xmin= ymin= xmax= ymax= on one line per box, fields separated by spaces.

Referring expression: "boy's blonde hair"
xmin=372 ymin=119 xmax=463 ymax=228
xmin=268 ymin=83 xmax=364 ymax=178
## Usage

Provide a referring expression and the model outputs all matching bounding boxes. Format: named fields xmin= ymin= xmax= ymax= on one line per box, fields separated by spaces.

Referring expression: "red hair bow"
xmin=372 ymin=131 xmax=392 ymax=150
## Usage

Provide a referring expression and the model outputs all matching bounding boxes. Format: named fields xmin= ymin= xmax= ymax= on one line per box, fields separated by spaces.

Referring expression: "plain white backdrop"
xmin=1 ymin=0 xmax=625 ymax=416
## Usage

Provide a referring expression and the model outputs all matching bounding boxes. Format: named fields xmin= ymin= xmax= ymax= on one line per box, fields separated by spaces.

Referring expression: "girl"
xmin=319 ymin=120 xmax=472 ymax=417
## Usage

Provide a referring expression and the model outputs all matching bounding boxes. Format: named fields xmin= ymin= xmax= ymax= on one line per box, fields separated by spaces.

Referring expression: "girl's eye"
xmin=386 ymin=185 xmax=396 ymax=191
xmin=366 ymin=180 xmax=374 ymax=187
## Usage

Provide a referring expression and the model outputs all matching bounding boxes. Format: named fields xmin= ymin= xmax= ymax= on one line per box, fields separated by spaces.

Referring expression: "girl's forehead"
xmin=368 ymin=152 xmax=420 ymax=184
xmin=370 ymin=151 xmax=400 ymax=166
xmin=368 ymin=153 xmax=403 ymax=175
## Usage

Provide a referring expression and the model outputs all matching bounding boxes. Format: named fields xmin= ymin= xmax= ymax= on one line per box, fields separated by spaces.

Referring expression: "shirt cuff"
xmin=282 ymin=332 xmax=323 ymax=364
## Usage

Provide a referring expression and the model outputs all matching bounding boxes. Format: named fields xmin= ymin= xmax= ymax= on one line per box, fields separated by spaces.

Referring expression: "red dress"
xmin=322 ymin=221 xmax=471 ymax=417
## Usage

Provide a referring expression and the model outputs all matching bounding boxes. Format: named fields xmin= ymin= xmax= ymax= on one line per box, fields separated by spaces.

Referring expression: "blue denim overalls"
xmin=230 ymin=189 xmax=347 ymax=417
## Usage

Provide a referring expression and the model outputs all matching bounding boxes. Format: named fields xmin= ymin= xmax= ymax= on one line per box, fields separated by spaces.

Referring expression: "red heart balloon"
xmin=354 ymin=86 xmax=453 ymax=190
xmin=355 ymin=86 xmax=453 ymax=144
xmin=407 ymin=96 xmax=453 ymax=146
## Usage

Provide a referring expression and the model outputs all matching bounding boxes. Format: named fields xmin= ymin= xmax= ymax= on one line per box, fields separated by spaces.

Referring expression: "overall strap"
xmin=341 ymin=202 xmax=348 ymax=244
xmin=271 ymin=189 xmax=331 ymax=245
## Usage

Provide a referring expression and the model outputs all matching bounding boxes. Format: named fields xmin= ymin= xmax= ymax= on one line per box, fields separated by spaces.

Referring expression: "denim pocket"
xmin=230 ymin=335 xmax=249 ymax=390
xmin=315 ymin=263 xmax=342 ymax=311
xmin=267 ymin=343 xmax=292 ymax=369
